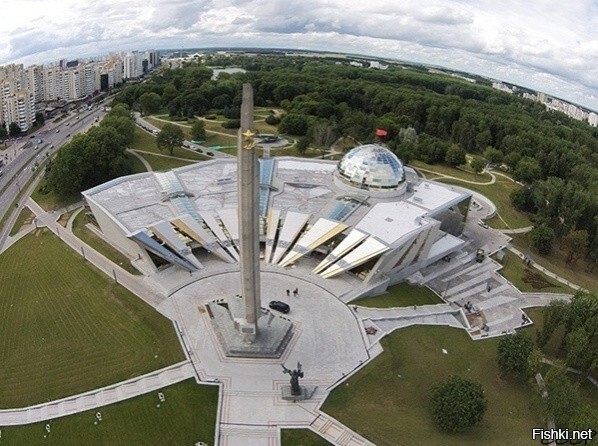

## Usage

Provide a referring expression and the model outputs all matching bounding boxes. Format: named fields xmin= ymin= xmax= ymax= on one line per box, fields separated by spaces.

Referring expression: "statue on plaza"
xmin=282 ymin=362 xmax=304 ymax=396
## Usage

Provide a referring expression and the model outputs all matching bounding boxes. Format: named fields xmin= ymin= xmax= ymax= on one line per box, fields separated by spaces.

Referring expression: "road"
xmin=0 ymin=99 xmax=112 ymax=247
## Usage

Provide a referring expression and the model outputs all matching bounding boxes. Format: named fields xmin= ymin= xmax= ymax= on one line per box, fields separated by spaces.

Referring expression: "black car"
xmin=269 ymin=300 xmax=290 ymax=314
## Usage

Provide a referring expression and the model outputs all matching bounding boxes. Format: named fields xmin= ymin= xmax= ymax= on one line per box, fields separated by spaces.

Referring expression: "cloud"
xmin=0 ymin=0 xmax=596 ymax=110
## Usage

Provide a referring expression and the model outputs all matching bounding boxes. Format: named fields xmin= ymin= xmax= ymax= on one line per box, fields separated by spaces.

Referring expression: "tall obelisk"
xmin=237 ymin=83 xmax=260 ymax=342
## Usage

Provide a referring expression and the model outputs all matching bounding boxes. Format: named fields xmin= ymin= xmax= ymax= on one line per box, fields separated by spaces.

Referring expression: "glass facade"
xmin=337 ymin=144 xmax=405 ymax=189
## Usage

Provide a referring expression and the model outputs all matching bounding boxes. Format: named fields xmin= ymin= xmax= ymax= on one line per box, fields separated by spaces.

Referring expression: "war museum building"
xmin=82 ymin=144 xmax=471 ymax=295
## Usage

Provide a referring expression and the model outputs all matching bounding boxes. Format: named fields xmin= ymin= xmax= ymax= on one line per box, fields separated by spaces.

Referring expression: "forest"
xmin=111 ymin=54 xmax=598 ymax=269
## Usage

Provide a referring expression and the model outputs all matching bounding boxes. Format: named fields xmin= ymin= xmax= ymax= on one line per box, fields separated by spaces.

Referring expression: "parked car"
xmin=269 ymin=301 xmax=290 ymax=314
xmin=206 ymin=151 xmax=214 ymax=156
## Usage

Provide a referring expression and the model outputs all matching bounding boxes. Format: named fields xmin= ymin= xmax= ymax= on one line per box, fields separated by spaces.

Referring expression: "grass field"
xmin=131 ymin=127 xmax=206 ymax=161
xmin=1 ymin=379 xmax=218 ymax=446
xmin=9 ymin=206 xmax=35 ymax=236
xmin=497 ymin=250 xmax=577 ymax=294
xmin=281 ymin=429 xmax=332 ymax=445
xmin=437 ymin=177 xmax=532 ymax=228
xmin=410 ymin=160 xmax=493 ymax=183
xmin=322 ymin=325 xmax=541 ymax=446
xmin=31 ymin=186 xmax=80 ymax=212
xmin=355 ymin=282 xmax=443 ymax=308
xmin=71 ymin=210 xmax=141 ymax=275
xmin=509 ymin=233 xmax=597 ymax=292
xmin=136 ymin=153 xmax=197 ymax=171
xmin=127 ymin=151 xmax=148 ymax=173
xmin=0 ymin=230 xmax=184 ymax=408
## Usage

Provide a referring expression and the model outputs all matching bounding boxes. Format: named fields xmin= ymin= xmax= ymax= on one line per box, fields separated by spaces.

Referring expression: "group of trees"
xmin=538 ymin=292 xmax=598 ymax=375
xmin=494 ymin=293 xmax=598 ymax=434
xmin=113 ymin=65 xmax=242 ymax=120
xmin=45 ymin=104 xmax=135 ymax=197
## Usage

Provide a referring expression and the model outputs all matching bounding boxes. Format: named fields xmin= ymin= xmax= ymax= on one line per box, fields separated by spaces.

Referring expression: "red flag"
xmin=375 ymin=128 xmax=388 ymax=137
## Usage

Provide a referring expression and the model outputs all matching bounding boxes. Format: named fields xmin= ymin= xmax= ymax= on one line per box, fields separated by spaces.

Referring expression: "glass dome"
xmin=337 ymin=144 xmax=405 ymax=189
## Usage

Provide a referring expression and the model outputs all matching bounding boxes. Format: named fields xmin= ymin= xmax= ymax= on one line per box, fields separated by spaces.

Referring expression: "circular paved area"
xmin=170 ymin=270 xmax=370 ymax=391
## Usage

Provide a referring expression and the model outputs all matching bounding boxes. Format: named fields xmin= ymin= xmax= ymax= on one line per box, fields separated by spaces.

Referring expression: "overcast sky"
xmin=1 ymin=0 xmax=597 ymax=111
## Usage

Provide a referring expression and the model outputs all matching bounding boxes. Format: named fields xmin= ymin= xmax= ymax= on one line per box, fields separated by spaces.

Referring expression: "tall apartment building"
xmin=123 ymin=51 xmax=144 ymax=79
xmin=3 ymin=90 xmax=36 ymax=131
xmin=1 ymin=77 xmax=36 ymax=131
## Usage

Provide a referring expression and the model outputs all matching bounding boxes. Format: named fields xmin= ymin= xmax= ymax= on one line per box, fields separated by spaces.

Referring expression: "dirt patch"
xmin=522 ymin=268 xmax=559 ymax=290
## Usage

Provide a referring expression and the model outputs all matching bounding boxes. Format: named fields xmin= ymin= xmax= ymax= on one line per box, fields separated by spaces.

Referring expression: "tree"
xmin=445 ymin=144 xmax=466 ymax=166
xmin=430 ymin=376 xmax=488 ymax=433
xmin=513 ymin=157 xmax=542 ymax=184
xmin=530 ymin=224 xmax=555 ymax=255
xmin=561 ymin=230 xmax=588 ymax=266
xmin=0 ymin=122 xmax=7 ymax=139
xmin=156 ymin=123 xmax=184 ymax=155
xmin=35 ymin=112 xmax=45 ymax=126
xmin=536 ymin=364 xmax=581 ymax=427
xmin=190 ymin=120 xmax=206 ymax=141
xmin=279 ymin=114 xmax=310 ymax=136
xmin=8 ymin=122 xmax=21 ymax=136
xmin=497 ymin=332 xmax=534 ymax=377
xmin=296 ymin=136 xmax=310 ymax=154
xmin=483 ymin=147 xmax=503 ymax=164
xmin=470 ymin=155 xmax=486 ymax=174
xmin=138 ymin=92 xmax=162 ymax=116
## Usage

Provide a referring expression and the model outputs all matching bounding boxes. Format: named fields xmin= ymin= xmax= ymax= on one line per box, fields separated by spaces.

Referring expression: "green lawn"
xmin=1 ymin=379 xmax=218 ymax=446
xmin=127 ymin=151 xmax=148 ymax=174
xmin=497 ymin=250 xmax=577 ymax=294
xmin=410 ymin=161 xmax=493 ymax=183
xmin=71 ymin=210 xmax=141 ymax=275
xmin=31 ymin=186 xmax=80 ymax=212
xmin=0 ymin=230 xmax=184 ymax=408
xmin=282 ymin=429 xmax=332 ymax=445
xmin=355 ymin=282 xmax=443 ymax=308
xmin=205 ymin=132 xmax=237 ymax=148
xmin=322 ymin=326 xmax=541 ymax=446
xmin=131 ymin=127 xmax=206 ymax=161
xmin=509 ymin=233 xmax=597 ymax=292
xmin=9 ymin=206 xmax=35 ymax=236
xmin=144 ymin=117 xmax=192 ymax=140
xmin=436 ymin=177 xmax=532 ymax=228
xmin=253 ymin=120 xmax=279 ymax=135
xmin=136 ymin=153 xmax=197 ymax=171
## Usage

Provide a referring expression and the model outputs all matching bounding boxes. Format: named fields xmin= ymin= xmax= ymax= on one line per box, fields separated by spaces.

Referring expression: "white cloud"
xmin=0 ymin=0 xmax=596 ymax=110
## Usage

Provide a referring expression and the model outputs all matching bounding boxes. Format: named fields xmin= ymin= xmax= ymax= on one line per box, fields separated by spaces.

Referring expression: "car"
xmin=50 ymin=144 xmax=54 ymax=149
xmin=38 ymin=139 xmax=43 ymax=144
xmin=29 ymin=135 xmax=35 ymax=139
xmin=269 ymin=300 xmax=290 ymax=314
xmin=206 ymin=151 xmax=214 ymax=156
xmin=65 ymin=122 xmax=70 ymax=126
xmin=34 ymin=145 xmax=39 ymax=150
xmin=56 ymin=129 xmax=60 ymax=133
xmin=67 ymin=133 xmax=71 ymax=137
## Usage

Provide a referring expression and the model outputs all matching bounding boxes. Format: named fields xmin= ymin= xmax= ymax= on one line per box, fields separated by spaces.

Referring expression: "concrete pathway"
xmin=0 ymin=361 xmax=194 ymax=426
xmin=499 ymin=226 xmax=533 ymax=234
xmin=309 ymin=412 xmax=375 ymax=446
xmin=414 ymin=166 xmax=496 ymax=185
